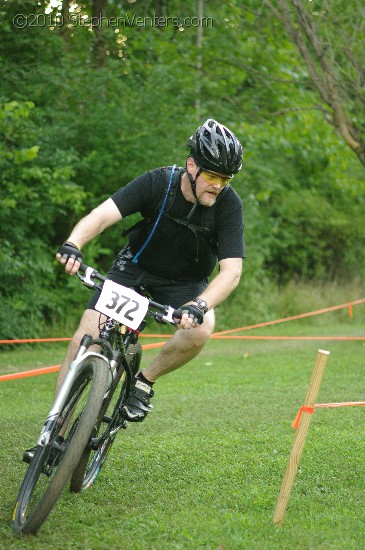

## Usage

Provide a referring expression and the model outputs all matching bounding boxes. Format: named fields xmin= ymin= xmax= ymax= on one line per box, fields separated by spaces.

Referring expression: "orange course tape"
xmin=1 ymin=297 xmax=364 ymax=381
xmin=292 ymin=401 xmax=365 ymax=428
xmin=315 ymin=401 xmax=365 ymax=409
xmin=292 ymin=406 xmax=315 ymax=428
xmin=1 ymin=335 xmax=365 ymax=345
xmin=0 ymin=365 xmax=61 ymax=382
xmin=0 ymin=342 xmax=167 ymax=383
xmin=1 ymin=296 xmax=364 ymax=345
xmin=0 ymin=338 xmax=72 ymax=344
xmin=210 ymin=336 xmax=365 ymax=340
xmin=0 ymin=335 xmax=170 ymax=345
xmin=213 ymin=297 xmax=365 ymax=336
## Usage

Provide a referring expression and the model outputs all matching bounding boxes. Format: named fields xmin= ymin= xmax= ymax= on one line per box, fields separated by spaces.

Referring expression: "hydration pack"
xmin=123 ymin=166 xmax=223 ymax=251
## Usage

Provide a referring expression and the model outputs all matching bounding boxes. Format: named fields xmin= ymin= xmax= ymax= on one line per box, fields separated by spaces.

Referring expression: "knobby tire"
xmin=11 ymin=357 xmax=109 ymax=535
xmin=70 ymin=343 xmax=142 ymax=492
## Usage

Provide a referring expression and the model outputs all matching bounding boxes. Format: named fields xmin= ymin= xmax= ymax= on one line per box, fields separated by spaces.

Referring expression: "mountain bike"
xmin=11 ymin=263 xmax=181 ymax=535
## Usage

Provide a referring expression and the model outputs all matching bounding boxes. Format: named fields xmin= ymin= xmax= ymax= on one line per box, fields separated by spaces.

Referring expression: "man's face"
xmin=188 ymin=159 xmax=231 ymax=206
xmin=195 ymin=174 xmax=224 ymax=206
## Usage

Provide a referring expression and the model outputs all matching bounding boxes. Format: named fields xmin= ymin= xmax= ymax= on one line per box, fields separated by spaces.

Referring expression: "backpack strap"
xmin=132 ymin=165 xmax=178 ymax=263
xmin=122 ymin=166 xmax=183 ymax=239
xmin=164 ymin=165 xmax=184 ymax=213
xmin=123 ymin=168 xmax=227 ymax=263
xmin=200 ymin=185 xmax=229 ymax=233
xmin=164 ymin=186 xmax=229 ymax=263
xmin=164 ymin=213 xmax=210 ymax=235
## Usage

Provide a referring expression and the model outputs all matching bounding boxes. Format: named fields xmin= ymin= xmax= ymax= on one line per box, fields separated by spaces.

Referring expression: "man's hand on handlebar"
xmin=178 ymin=304 xmax=205 ymax=330
xmin=56 ymin=241 xmax=83 ymax=275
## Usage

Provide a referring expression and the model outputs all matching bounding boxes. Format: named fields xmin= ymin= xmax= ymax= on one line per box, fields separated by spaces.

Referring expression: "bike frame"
xmin=36 ymin=302 xmax=142 ymax=445
xmin=12 ymin=262 xmax=183 ymax=536
xmin=36 ymin=262 xmax=180 ymax=450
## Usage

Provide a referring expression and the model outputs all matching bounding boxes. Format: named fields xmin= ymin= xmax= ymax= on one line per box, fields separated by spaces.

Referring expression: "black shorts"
xmin=86 ymin=246 xmax=208 ymax=311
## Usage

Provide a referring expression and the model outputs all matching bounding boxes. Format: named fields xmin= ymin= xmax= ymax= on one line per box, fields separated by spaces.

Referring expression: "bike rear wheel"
xmin=11 ymin=357 xmax=109 ymax=534
xmin=70 ymin=343 xmax=142 ymax=492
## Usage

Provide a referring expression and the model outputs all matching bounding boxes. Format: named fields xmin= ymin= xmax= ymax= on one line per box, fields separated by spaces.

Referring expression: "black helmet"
xmin=188 ymin=119 xmax=243 ymax=177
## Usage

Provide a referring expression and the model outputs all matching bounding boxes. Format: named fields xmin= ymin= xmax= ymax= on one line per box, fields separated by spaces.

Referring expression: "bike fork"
xmin=36 ymin=349 xmax=111 ymax=448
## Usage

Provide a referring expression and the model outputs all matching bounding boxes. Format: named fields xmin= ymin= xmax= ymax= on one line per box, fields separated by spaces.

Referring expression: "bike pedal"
xmin=103 ymin=415 xmax=112 ymax=424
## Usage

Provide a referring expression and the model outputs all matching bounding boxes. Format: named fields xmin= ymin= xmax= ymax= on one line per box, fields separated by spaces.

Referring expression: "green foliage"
xmin=0 ymin=99 xmax=87 ymax=337
xmin=0 ymin=0 xmax=364 ymax=338
xmin=240 ymin=112 xmax=365 ymax=284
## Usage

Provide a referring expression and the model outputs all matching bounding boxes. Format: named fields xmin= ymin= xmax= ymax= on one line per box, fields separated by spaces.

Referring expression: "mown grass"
xmin=0 ymin=314 xmax=365 ymax=549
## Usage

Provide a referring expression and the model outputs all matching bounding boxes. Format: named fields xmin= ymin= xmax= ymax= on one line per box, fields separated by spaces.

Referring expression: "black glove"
xmin=181 ymin=304 xmax=204 ymax=325
xmin=57 ymin=241 xmax=83 ymax=264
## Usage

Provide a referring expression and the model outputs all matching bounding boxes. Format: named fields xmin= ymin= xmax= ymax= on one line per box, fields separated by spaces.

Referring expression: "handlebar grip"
xmin=173 ymin=308 xmax=182 ymax=320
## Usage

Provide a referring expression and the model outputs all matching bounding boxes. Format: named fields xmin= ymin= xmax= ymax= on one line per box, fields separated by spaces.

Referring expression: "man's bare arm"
xmin=56 ymin=198 xmax=122 ymax=274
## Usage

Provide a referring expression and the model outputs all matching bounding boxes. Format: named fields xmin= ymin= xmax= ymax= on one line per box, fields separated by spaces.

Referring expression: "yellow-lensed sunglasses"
xmin=201 ymin=170 xmax=232 ymax=187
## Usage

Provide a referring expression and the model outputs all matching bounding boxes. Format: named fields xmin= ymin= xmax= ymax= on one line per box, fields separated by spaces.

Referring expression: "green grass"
xmin=0 ymin=316 xmax=365 ymax=549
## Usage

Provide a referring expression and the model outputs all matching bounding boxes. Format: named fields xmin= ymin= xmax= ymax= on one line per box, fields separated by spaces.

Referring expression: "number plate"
xmin=95 ymin=280 xmax=149 ymax=330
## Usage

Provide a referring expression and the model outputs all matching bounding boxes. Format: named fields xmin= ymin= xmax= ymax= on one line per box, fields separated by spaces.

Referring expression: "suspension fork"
xmin=36 ymin=347 xmax=111 ymax=448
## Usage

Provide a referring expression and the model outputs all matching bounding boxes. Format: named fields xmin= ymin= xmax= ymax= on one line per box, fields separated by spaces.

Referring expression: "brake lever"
xmin=77 ymin=266 xmax=102 ymax=290
xmin=162 ymin=306 xmax=182 ymax=325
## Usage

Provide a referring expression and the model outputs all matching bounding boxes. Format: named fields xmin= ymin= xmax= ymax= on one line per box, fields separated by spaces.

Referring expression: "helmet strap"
xmin=186 ymin=161 xmax=203 ymax=200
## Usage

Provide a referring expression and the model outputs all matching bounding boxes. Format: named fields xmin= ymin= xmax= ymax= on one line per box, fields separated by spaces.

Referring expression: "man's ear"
xmin=186 ymin=156 xmax=196 ymax=171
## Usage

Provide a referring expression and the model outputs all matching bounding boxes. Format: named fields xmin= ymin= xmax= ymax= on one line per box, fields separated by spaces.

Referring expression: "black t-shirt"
xmin=111 ymin=167 xmax=245 ymax=281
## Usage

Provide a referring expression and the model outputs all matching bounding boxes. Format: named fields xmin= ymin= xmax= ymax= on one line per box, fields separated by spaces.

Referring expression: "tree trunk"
xmin=60 ymin=0 xmax=71 ymax=45
xmin=265 ymin=0 xmax=365 ymax=169
xmin=155 ymin=0 xmax=167 ymax=19
xmin=195 ymin=0 xmax=204 ymax=120
xmin=92 ymin=0 xmax=107 ymax=68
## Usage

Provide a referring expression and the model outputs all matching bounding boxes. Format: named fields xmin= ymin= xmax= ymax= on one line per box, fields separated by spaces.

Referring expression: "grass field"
xmin=0 ymin=313 xmax=364 ymax=549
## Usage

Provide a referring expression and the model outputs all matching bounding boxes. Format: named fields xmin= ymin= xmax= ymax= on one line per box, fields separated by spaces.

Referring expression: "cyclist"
xmin=56 ymin=119 xmax=245 ymax=423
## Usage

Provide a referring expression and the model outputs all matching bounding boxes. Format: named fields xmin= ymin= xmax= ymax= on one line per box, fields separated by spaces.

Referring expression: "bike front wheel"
xmin=70 ymin=343 xmax=142 ymax=492
xmin=11 ymin=357 xmax=110 ymax=535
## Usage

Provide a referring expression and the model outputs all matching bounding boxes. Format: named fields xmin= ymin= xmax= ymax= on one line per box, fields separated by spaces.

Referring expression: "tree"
xmin=195 ymin=0 xmax=204 ymax=119
xmin=92 ymin=0 xmax=107 ymax=67
xmin=264 ymin=0 xmax=365 ymax=168
xmin=1 ymin=0 xmax=365 ymax=336
xmin=0 ymin=100 xmax=87 ymax=337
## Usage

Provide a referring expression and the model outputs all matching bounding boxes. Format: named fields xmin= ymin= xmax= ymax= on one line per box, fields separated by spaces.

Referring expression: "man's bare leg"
xmin=141 ymin=309 xmax=215 ymax=382
xmin=55 ymin=308 xmax=214 ymax=396
xmin=54 ymin=309 xmax=104 ymax=396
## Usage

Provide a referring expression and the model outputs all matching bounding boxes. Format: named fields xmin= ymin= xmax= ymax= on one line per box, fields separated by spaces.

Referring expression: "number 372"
xmin=105 ymin=291 xmax=139 ymax=321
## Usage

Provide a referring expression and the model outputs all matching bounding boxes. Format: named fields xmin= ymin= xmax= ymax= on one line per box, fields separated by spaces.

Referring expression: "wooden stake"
xmin=272 ymin=349 xmax=330 ymax=526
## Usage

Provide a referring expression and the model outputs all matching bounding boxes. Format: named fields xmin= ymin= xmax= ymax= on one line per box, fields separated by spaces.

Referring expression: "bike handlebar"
xmin=77 ymin=263 xmax=182 ymax=324
xmin=79 ymin=263 xmax=106 ymax=284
